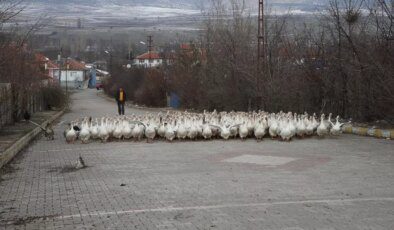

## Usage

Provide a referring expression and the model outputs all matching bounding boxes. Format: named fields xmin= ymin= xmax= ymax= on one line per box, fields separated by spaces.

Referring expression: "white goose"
xmin=305 ymin=116 xmax=315 ymax=136
xmin=210 ymin=123 xmax=241 ymax=140
xmin=269 ymin=116 xmax=279 ymax=138
xmin=90 ymin=119 xmax=99 ymax=139
xmin=112 ymin=120 xmax=123 ymax=139
xmin=254 ymin=118 xmax=268 ymax=140
xmin=187 ymin=120 xmax=199 ymax=140
xmin=312 ymin=114 xmax=320 ymax=131
xmin=122 ymin=120 xmax=133 ymax=139
xmin=316 ymin=114 xmax=329 ymax=137
xmin=144 ymin=123 xmax=156 ymax=143
xmin=164 ymin=122 xmax=176 ymax=142
xmin=79 ymin=118 xmax=91 ymax=144
xmin=279 ymin=118 xmax=294 ymax=141
xmin=330 ymin=116 xmax=345 ymax=136
xmin=132 ymin=123 xmax=144 ymax=141
xmin=239 ymin=122 xmax=249 ymax=139
xmin=158 ymin=119 xmax=166 ymax=138
xmin=296 ymin=117 xmax=306 ymax=138
xmin=98 ymin=118 xmax=109 ymax=142
xmin=65 ymin=122 xmax=78 ymax=143
xmin=176 ymin=119 xmax=188 ymax=140
xmin=202 ymin=123 xmax=213 ymax=139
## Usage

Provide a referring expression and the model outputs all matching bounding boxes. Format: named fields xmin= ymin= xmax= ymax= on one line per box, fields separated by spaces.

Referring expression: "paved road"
xmin=0 ymin=89 xmax=393 ymax=229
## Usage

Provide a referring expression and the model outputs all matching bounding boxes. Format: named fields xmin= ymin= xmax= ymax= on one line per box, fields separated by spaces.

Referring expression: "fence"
xmin=0 ymin=83 xmax=46 ymax=129
xmin=0 ymin=83 xmax=12 ymax=128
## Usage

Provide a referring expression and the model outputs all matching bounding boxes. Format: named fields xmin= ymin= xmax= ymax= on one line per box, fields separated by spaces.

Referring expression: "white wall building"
xmin=59 ymin=59 xmax=88 ymax=89
xmin=133 ymin=52 xmax=163 ymax=68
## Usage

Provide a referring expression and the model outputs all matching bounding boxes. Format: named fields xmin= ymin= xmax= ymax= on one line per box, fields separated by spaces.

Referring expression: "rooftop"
xmin=135 ymin=52 xmax=161 ymax=60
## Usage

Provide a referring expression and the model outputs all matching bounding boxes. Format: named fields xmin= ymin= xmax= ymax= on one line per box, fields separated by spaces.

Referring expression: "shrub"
xmin=134 ymin=69 xmax=167 ymax=107
xmin=41 ymin=85 xmax=68 ymax=109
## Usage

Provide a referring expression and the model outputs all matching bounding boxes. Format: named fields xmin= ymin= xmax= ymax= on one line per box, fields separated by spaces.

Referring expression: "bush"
xmin=103 ymin=67 xmax=144 ymax=101
xmin=104 ymin=66 xmax=167 ymax=107
xmin=41 ymin=85 xmax=68 ymax=109
xmin=134 ymin=69 xmax=167 ymax=107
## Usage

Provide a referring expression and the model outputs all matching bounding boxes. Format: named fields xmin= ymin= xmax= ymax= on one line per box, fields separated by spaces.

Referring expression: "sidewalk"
xmin=0 ymin=110 xmax=64 ymax=169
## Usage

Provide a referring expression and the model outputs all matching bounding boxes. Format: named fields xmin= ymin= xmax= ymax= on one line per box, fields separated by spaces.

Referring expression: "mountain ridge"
xmin=29 ymin=0 xmax=328 ymax=10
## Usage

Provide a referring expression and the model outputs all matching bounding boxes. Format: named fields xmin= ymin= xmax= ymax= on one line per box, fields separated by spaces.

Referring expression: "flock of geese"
xmin=64 ymin=110 xmax=347 ymax=144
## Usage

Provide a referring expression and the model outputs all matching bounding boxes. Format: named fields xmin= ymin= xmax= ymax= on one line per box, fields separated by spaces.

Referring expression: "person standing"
xmin=115 ymin=87 xmax=126 ymax=115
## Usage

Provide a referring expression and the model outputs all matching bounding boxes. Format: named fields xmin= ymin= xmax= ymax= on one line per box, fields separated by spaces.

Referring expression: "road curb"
xmin=342 ymin=125 xmax=393 ymax=139
xmin=0 ymin=109 xmax=65 ymax=169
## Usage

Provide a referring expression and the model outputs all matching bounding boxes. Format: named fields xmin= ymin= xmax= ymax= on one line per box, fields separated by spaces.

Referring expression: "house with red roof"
xmin=59 ymin=58 xmax=89 ymax=89
xmin=34 ymin=53 xmax=60 ymax=82
xmin=133 ymin=52 xmax=163 ymax=68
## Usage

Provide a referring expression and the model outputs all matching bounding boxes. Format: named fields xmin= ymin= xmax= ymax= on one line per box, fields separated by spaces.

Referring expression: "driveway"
xmin=0 ymin=89 xmax=393 ymax=229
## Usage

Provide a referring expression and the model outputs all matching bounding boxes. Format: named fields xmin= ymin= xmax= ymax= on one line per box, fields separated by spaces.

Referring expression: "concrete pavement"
xmin=0 ymin=89 xmax=393 ymax=229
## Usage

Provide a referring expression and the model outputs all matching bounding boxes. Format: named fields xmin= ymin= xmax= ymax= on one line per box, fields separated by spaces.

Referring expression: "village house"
xmin=34 ymin=53 xmax=60 ymax=83
xmin=133 ymin=52 xmax=163 ymax=68
xmin=59 ymin=58 xmax=89 ymax=89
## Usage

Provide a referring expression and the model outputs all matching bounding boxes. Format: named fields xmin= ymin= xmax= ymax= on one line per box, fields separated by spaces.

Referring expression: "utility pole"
xmin=147 ymin=35 xmax=153 ymax=67
xmin=66 ymin=60 xmax=69 ymax=96
xmin=109 ymin=53 xmax=113 ymax=75
xmin=57 ymin=52 xmax=61 ymax=87
xmin=256 ymin=0 xmax=266 ymax=110
xmin=147 ymin=35 xmax=153 ymax=53
xmin=257 ymin=0 xmax=265 ymax=68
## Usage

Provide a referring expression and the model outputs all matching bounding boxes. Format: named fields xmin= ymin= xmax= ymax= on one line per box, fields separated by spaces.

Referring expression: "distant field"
xmin=15 ymin=1 xmax=323 ymax=30
xmin=19 ymin=3 xmax=202 ymax=30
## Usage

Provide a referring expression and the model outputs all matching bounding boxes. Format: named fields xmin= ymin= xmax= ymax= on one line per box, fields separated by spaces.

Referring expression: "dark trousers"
xmin=117 ymin=101 xmax=125 ymax=115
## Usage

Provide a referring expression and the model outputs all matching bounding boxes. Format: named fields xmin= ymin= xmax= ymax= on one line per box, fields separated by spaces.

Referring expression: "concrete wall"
xmin=0 ymin=83 xmax=12 ymax=129
xmin=134 ymin=59 xmax=163 ymax=68
xmin=59 ymin=70 xmax=84 ymax=82
xmin=59 ymin=70 xmax=88 ymax=89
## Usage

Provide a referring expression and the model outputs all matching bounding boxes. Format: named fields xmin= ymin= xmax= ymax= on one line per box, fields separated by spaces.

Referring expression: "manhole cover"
xmin=223 ymin=154 xmax=296 ymax=166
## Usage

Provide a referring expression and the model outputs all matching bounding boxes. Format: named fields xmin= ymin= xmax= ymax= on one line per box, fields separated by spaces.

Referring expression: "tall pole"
xmin=257 ymin=0 xmax=266 ymax=110
xmin=66 ymin=60 xmax=68 ymax=96
xmin=57 ymin=53 xmax=61 ymax=86
xmin=109 ymin=53 xmax=113 ymax=75
xmin=147 ymin=35 xmax=153 ymax=67
xmin=147 ymin=35 xmax=153 ymax=53
xmin=258 ymin=0 xmax=265 ymax=68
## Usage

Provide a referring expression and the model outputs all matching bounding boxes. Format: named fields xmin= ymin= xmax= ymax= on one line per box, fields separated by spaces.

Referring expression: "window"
xmin=149 ymin=59 xmax=154 ymax=63
xmin=139 ymin=59 xmax=144 ymax=64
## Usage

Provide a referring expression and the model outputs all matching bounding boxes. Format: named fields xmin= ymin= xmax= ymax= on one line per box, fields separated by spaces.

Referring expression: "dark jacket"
xmin=116 ymin=89 xmax=126 ymax=103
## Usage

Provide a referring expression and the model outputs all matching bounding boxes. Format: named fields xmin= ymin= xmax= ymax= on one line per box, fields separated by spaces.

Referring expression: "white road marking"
xmin=58 ymin=197 xmax=394 ymax=219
